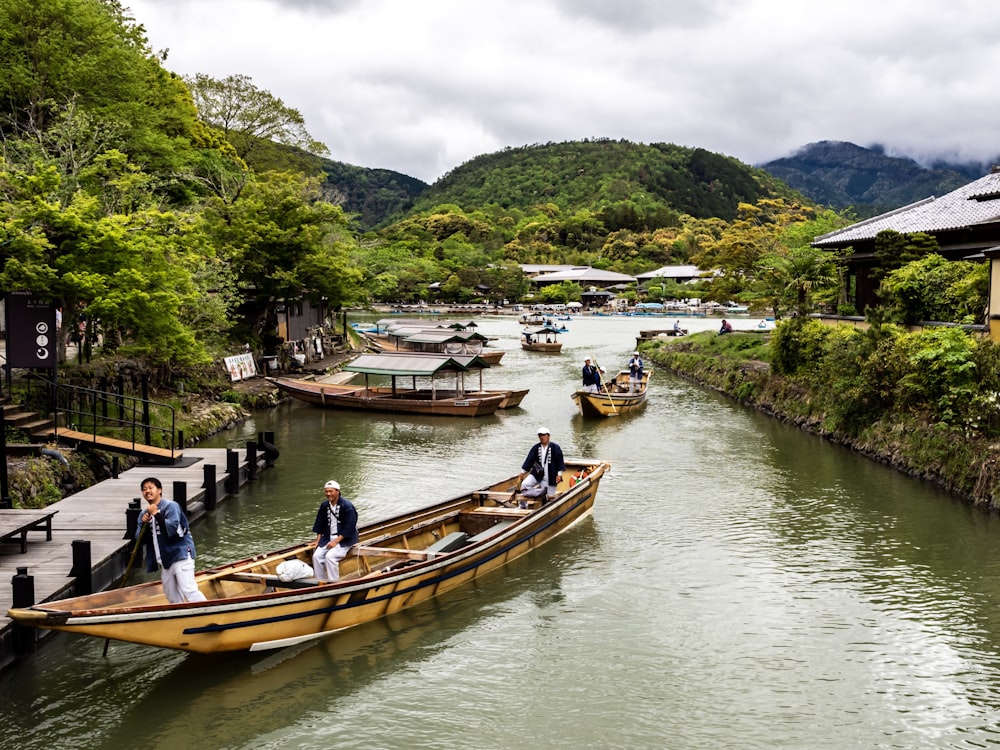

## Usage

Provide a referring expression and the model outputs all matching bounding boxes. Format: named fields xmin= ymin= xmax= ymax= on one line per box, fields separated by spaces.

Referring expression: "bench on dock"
xmin=0 ymin=509 xmax=58 ymax=554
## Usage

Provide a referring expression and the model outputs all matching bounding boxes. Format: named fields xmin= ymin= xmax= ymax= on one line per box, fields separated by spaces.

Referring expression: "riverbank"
xmin=643 ymin=331 xmax=1000 ymax=510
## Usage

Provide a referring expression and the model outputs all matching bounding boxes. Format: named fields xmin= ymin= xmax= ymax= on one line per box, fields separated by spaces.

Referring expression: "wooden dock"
xmin=0 ymin=444 xmax=271 ymax=671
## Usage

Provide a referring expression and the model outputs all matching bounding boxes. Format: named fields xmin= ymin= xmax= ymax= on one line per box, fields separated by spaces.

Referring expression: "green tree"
xmin=880 ymin=254 xmax=987 ymax=324
xmin=199 ymin=171 xmax=361 ymax=337
xmin=186 ymin=73 xmax=328 ymax=168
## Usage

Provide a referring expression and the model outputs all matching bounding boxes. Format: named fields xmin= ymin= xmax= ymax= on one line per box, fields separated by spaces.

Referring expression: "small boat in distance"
xmin=7 ymin=460 xmax=611 ymax=654
xmin=572 ymin=370 xmax=652 ymax=417
xmin=521 ymin=326 xmax=563 ymax=353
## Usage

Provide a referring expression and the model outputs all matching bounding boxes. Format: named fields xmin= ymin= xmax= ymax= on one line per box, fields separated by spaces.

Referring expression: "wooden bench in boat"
xmin=223 ymin=571 xmax=322 ymax=589
xmin=466 ymin=519 xmax=516 ymax=543
xmin=0 ymin=509 xmax=58 ymax=553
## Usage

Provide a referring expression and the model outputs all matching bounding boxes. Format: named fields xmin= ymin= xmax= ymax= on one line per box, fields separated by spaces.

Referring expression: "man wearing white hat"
xmin=310 ymin=480 xmax=359 ymax=582
xmin=517 ymin=427 xmax=566 ymax=507
xmin=628 ymin=351 xmax=644 ymax=393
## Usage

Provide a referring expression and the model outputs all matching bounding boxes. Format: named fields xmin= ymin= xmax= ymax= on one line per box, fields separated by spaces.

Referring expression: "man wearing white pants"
xmin=137 ymin=477 xmax=207 ymax=604
xmin=311 ymin=480 xmax=359 ymax=582
xmin=517 ymin=427 xmax=566 ymax=507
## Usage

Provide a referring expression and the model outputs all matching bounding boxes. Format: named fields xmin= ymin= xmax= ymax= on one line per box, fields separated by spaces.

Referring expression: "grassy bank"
xmin=643 ymin=330 xmax=1000 ymax=509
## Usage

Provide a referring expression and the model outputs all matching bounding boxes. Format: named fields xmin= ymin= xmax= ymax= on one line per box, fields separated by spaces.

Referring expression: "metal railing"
xmin=22 ymin=373 xmax=178 ymax=455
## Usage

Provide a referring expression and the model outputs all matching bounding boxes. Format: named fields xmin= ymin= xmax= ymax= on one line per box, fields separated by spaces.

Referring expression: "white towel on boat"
xmin=277 ymin=559 xmax=315 ymax=581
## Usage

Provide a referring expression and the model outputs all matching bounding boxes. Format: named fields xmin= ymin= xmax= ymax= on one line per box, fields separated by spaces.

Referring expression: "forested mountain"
xmin=759 ymin=141 xmax=994 ymax=215
xmin=319 ymin=160 xmax=427 ymax=231
xmin=413 ymin=140 xmax=799 ymax=223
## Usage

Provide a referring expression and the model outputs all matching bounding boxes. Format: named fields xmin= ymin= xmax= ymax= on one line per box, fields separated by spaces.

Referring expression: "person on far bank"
xmin=137 ymin=477 xmax=207 ymax=604
xmin=517 ymin=427 xmax=566 ymax=506
xmin=719 ymin=319 xmax=733 ymax=335
xmin=581 ymin=357 xmax=604 ymax=393
xmin=628 ymin=351 xmax=644 ymax=392
xmin=311 ymin=480 xmax=359 ymax=582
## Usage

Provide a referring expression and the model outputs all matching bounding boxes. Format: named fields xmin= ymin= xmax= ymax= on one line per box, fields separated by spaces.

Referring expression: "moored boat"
xmin=572 ymin=370 xmax=652 ymax=417
xmin=7 ymin=460 xmax=611 ymax=654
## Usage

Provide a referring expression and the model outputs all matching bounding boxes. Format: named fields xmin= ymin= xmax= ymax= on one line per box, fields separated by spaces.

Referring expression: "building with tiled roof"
xmin=530 ymin=267 xmax=638 ymax=288
xmin=813 ymin=170 xmax=1000 ymax=312
xmin=634 ymin=265 xmax=705 ymax=285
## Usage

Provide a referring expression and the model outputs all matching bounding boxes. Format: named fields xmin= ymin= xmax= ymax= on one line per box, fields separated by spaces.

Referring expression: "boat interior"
xmin=36 ymin=462 xmax=604 ymax=612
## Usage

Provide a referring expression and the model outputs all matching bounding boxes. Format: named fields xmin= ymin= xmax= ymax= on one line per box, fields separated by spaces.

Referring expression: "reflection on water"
xmin=6 ymin=316 xmax=1000 ymax=749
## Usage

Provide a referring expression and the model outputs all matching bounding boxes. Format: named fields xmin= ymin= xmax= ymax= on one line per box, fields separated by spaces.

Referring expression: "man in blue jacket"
xmin=311 ymin=480 xmax=359 ymax=582
xmin=581 ymin=358 xmax=604 ymax=393
xmin=137 ymin=476 xmax=207 ymax=603
xmin=517 ymin=427 xmax=566 ymax=506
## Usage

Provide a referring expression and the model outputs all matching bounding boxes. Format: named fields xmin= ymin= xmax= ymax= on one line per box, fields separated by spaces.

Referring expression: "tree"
xmin=198 ymin=171 xmax=361 ymax=337
xmin=880 ymin=254 xmax=987 ymax=324
xmin=755 ymin=246 xmax=839 ymax=317
xmin=0 ymin=0 xmax=206 ymax=193
xmin=186 ymin=73 xmax=328 ymax=168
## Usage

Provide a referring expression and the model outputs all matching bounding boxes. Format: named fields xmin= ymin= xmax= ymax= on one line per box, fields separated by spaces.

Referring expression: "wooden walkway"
xmin=0 ymin=446 xmax=267 ymax=671
xmin=50 ymin=429 xmax=181 ymax=463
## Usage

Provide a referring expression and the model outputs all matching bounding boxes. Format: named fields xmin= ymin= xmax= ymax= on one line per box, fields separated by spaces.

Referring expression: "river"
xmin=3 ymin=314 xmax=1000 ymax=749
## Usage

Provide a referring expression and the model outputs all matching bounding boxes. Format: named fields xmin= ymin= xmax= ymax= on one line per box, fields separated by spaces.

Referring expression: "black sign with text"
xmin=5 ymin=293 xmax=57 ymax=368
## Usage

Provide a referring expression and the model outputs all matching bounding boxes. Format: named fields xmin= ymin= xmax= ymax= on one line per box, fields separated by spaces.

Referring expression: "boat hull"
xmin=8 ymin=462 xmax=609 ymax=653
xmin=521 ymin=342 xmax=563 ymax=353
xmin=572 ymin=370 xmax=651 ymax=417
xmin=270 ymin=378 xmax=505 ymax=417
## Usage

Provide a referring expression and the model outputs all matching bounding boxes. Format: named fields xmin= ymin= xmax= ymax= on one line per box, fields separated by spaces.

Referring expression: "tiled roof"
xmin=532 ymin=268 xmax=637 ymax=283
xmin=813 ymin=172 xmax=1000 ymax=247
xmin=635 ymin=265 xmax=703 ymax=280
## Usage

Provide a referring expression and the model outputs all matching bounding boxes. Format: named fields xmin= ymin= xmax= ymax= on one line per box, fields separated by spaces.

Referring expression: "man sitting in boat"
xmin=628 ymin=351 xmax=644 ymax=393
xmin=517 ymin=427 xmax=566 ymax=507
xmin=581 ymin=358 xmax=604 ymax=393
xmin=310 ymin=480 xmax=359 ymax=582
xmin=673 ymin=319 xmax=685 ymax=335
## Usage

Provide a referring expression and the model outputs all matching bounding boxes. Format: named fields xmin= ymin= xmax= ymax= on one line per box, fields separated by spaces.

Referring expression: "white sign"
xmin=224 ymin=353 xmax=257 ymax=382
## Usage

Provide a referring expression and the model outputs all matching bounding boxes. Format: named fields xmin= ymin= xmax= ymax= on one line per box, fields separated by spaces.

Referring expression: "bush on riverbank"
xmin=644 ymin=323 xmax=1000 ymax=508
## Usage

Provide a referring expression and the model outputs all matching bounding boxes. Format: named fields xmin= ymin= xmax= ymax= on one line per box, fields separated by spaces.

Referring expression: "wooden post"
xmin=203 ymin=464 xmax=217 ymax=511
xmin=246 ymin=441 xmax=258 ymax=480
xmin=11 ymin=567 xmax=36 ymax=653
xmin=70 ymin=540 xmax=92 ymax=596
xmin=173 ymin=481 xmax=187 ymax=515
xmin=226 ymin=449 xmax=240 ymax=494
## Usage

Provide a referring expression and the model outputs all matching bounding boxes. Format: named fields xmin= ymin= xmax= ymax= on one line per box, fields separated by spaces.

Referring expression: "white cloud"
xmin=128 ymin=0 xmax=1000 ymax=182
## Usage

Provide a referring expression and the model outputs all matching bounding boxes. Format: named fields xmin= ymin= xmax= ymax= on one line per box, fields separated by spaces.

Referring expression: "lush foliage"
xmin=770 ymin=318 xmax=1000 ymax=435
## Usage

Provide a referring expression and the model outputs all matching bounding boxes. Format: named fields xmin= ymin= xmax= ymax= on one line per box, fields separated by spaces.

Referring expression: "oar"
xmin=102 ymin=521 xmax=149 ymax=657
xmin=591 ymin=355 xmax=618 ymax=415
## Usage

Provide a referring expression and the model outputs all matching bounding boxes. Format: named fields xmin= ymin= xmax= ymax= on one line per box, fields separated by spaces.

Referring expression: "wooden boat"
xmin=271 ymin=353 xmax=523 ymax=415
xmin=364 ymin=321 xmax=505 ymax=365
xmin=572 ymin=370 xmax=652 ymax=417
xmin=521 ymin=326 xmax=563 ymax=353
xmin=7 ymin=460 xmax=610 ymax=654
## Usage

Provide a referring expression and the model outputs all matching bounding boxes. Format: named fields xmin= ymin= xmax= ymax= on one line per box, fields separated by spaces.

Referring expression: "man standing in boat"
xmin=628 ymin=351 xmax=644 ymax=393
xmin=582 ymin=358 xmax=604 ymax=393
xmin=137 ymin=477 xmax=207 ymax=604
xmin=517 ymin=427 xmax=565 ymax=506
xmin=311 ymin=480 xmax=359 ymax=582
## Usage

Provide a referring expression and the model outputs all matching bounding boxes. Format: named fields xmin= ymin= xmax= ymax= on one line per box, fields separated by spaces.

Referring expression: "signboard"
xmin=224 ymin=353 xmax=257 ymax=382
xmin=5 ymin=293 xmax=57 ymax=369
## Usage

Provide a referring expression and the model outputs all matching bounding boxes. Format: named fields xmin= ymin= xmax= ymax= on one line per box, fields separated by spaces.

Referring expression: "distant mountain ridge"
xmin=316 ymin=139 xmax=998 ymax=231
xmin=759 ymin=141 xmax=999 ymax=215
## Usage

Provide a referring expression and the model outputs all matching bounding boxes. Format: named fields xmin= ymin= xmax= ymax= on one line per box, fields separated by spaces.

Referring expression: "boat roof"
xmin=344 ymin=353 xmax=478 ymax=376
xmin=392 ymin=330 xmax=488 ymax=343
xmin=522 ymin=326 xmax=563 ymax=335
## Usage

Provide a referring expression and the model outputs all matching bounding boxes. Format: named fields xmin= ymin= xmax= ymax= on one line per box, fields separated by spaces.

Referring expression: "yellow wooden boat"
xmin=572 ymin=370 xmax=652 ymax=417
xmin=7 ymin=460 xmax=609 ymax=654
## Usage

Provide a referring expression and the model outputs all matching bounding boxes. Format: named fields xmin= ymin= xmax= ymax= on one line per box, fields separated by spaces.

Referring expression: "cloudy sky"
xmin=127 ymin=0 xmax=1000 ymax=184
